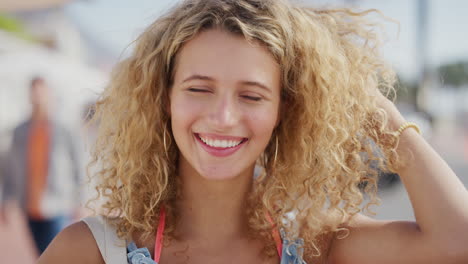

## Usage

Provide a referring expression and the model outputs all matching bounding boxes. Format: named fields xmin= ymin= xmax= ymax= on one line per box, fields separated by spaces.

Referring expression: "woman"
xmin=39 ymin=0 xmax=468 ymax=263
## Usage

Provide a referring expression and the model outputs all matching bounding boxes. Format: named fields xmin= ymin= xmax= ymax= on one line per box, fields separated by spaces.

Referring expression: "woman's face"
xmin=170 ymin=29 xmax=281 ymax=180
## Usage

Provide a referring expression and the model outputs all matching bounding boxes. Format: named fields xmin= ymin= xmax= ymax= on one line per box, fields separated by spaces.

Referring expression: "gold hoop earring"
xmin=273 ymin=135 xmax=278 ymax=167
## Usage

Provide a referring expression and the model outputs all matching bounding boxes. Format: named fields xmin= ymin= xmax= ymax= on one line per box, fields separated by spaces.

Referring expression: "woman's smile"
xmin=194 ymin=133 xmax=249 ymax=157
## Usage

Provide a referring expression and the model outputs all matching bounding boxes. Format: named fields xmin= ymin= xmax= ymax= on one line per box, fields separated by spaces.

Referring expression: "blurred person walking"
xmin=2 ymin=77 xmax=83 ymax=254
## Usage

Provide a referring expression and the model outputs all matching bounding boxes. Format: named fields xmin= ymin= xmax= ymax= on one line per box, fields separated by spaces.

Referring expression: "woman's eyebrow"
xmin=182 ymin=74 xmax=214 ymax=83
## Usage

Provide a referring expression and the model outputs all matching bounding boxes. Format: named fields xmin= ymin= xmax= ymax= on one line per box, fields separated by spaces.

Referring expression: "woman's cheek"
xmin=247 ymin=107 xmax=278 ymax=139
xmin=171 ymin=95 xmax=204 ymax=121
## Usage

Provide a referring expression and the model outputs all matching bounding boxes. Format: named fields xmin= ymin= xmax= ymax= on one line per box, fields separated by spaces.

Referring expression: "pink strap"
xmin=154 ymin=206 xmax=166 ymax=263
xmin=153 ymin=207 xmax=282 ymax=261
xmin=265 ymin=212 xmax=283 ymax=258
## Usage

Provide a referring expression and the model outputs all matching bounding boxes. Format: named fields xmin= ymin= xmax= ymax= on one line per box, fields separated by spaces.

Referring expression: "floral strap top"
xmin=127 ymin=207 xmax=307 ymax=264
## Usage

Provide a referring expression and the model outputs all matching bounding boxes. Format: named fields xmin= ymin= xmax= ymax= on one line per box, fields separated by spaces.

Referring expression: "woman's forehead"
xmin=173 ymin=29 xmax=281 ymax=89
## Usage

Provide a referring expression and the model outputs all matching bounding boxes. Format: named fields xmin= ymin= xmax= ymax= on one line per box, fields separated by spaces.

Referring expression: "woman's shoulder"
xmin=38 ymin=220 xmax=105 ymax=264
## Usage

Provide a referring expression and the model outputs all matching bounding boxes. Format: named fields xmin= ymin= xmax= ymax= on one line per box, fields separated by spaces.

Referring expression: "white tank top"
xmin=82 ymin=216 xmax=127 ymax=264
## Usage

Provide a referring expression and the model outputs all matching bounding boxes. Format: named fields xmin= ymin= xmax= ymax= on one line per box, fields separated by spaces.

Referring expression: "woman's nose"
xmin=208 ymin=95 xmax=241 ymax=130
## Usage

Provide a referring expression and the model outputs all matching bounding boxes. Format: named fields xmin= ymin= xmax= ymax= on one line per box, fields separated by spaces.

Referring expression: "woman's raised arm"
xmin=328 ymin=92 xmax=468 ymax=264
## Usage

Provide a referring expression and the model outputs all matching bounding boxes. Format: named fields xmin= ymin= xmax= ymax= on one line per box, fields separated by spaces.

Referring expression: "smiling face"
xmin=170 ymin=29 xmax=281 ymax=181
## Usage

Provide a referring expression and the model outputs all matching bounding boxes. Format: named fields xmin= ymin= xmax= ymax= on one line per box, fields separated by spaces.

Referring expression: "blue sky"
xmin=66 ymin=0 xmax=468 ymax=80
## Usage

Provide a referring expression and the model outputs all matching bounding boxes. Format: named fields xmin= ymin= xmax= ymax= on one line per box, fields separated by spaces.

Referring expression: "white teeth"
xmin=207 ymin=138 xmax=214 ymax=146
xmin=222 ymin=141 xmax=229 ymax=148
xmin=199 ymin=135 xmax=243 ymax=148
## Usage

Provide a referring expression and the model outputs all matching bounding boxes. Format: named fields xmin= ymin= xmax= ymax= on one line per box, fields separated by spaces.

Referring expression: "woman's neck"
xmin=175 ymin=158 xmax=255 ymax=244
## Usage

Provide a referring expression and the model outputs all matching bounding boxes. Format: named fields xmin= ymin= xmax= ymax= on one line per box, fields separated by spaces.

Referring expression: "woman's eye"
xmin=188 ymin=88 xmax=210 ymax=93
xmin=241 ymin=95 xmax=262 ymax=102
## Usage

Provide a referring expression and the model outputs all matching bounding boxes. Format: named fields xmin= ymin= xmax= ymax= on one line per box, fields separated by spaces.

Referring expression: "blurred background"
xmin=0 ymin=0 xmax=467 ymax=259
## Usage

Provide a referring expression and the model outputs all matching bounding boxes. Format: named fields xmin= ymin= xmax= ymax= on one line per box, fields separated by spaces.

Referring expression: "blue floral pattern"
xmin=280 ymin=229 xmax=307 ymax=264
xmin=127 ymin=242 xmax=157 ymax=264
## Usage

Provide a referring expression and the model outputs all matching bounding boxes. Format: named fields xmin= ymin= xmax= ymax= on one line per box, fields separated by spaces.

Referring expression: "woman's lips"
xmin=194 ymin=133 xmax=248 ymax=157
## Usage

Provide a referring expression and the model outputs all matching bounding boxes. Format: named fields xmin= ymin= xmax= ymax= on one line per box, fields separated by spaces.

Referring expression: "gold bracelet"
xmin=395 ymin=121 xmax=421 ymax=137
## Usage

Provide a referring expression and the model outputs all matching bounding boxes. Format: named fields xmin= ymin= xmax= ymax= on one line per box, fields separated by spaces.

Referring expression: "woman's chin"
xmin=196 ymin=165 xmax=252 ymax=182
xmin=197 ymin=170 xmax=242 ymax=181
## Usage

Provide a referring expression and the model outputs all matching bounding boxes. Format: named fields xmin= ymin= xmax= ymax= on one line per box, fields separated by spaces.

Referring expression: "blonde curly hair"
xmin=89 ymin=0 xmax=400 ymax=261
